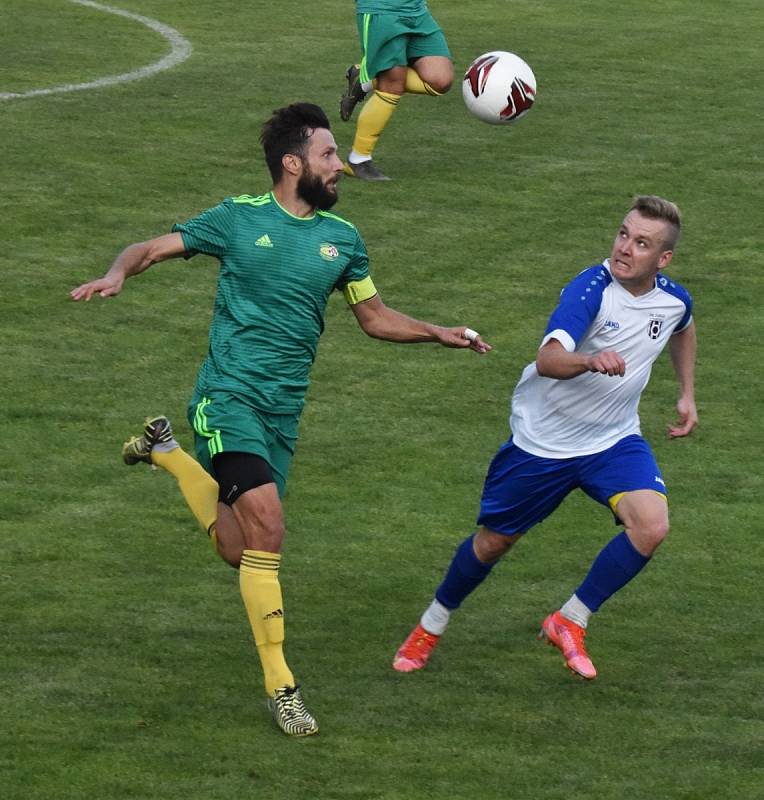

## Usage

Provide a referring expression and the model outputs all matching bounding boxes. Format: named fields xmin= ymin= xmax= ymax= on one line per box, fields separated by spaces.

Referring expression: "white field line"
xmin=0 ymin=0 xmax=192 ymax=101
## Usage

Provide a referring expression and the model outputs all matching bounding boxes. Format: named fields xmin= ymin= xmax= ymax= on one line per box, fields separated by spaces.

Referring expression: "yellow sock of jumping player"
xmin=151 ymin=447 xmax=219 ymax=546
xmin=404 ymin=67 xmax=443 ymax=96
xmin=240 ymin=550 xmax=295 ymax=696
xmin=352 ymin=90 xmax=400 ymax=157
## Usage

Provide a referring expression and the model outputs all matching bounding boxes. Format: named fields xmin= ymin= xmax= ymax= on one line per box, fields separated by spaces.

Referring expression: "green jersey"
xmin=355 ymin=0 xmax=428 ymax=15
xmin=173 ymin=192 xmax=370 ymax=414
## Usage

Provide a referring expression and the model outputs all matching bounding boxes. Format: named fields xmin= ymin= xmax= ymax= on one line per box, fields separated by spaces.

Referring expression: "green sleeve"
xmin=336 ymin=229 xmax=370 ymax=289
xmin=172 ymin=199 xmax=236 ymax=258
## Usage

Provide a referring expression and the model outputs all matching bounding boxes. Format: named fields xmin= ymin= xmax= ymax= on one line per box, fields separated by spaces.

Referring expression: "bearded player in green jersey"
xmin=71 ymin=103 xmax=490 ymax=737
xmin=341 ymin=0 xmax=454 ymax=181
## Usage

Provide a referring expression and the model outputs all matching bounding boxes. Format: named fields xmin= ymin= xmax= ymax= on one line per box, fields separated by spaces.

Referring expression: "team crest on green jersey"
xmin=319 ymin=243 xmax=339 ymax=261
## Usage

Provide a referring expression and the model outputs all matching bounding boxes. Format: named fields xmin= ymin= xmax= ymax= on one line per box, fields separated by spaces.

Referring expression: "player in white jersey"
xmin=393 ymin=195 xmax=698 ymax=679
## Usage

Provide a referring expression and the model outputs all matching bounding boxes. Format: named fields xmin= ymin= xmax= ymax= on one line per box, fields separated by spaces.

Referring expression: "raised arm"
xmin=350 ymin=294 xmax=491 ymax=353
xmin=70 ymin=232 xmax=187 ymax=301
xmin=536 ymin=339 xmax=626 ymax=379
xmin=667 ymin=320 xmax=697 ymax=438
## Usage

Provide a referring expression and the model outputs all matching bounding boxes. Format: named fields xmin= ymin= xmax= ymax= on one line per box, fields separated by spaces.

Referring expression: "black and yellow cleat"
xmin=342 ymin=159 xmax=391 ymax=182
xmin=122 ymin=416 xmax=175 ymax=465
xmin=340 ymin=64 xmax=368 ymax=122
xmin=267 ymin=685 xmax=319 ymax=737
xmin=122 ymin=435 xmax=152 ymax=465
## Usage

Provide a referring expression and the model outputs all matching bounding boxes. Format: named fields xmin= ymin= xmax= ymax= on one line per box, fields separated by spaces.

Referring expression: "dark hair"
xmin=260 ymin=103 xmax=331 ymax=182
xmin=630 ymin=195 xmax=682 ymax=249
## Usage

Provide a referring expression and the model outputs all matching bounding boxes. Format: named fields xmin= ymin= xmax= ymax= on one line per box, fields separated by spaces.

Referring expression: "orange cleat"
xmin=539 ymin=610 xmax=597 ymax=680
xmin=392 ymin=623 xmax=441 ymax=673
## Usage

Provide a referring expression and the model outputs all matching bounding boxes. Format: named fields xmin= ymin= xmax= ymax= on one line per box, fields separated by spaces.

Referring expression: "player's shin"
xmin=351 ymin=91 xmax=400 ymax=158
xmin=393 ymin=535 xmax=494 ymax=673
xmin=434 ymin=534 xmax=496 ymax=613
xmin=573 ymin=531 xmax=651 ymax=614
xmin=239 ymin=550 xmax=295 ymax=695
xmin=151 ymin=447 xmax=218 ymax=534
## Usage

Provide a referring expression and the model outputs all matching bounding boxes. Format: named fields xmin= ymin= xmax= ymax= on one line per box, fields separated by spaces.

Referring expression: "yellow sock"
xmin=151 ymin=447 xmax=218 ymax=534
xmin=240 ymin=550 xmax=295 ymax=695
xmin=352 ymin=90 xmax=400 ymax=157
xmin=404 ymin=67 xmax=443 ymax=96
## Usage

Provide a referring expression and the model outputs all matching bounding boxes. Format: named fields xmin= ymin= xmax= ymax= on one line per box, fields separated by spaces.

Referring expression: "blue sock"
xmin=576 ymin=531 xmax=650 ymax=612
xmin=435 ymin=534 xmax=495 ymax=610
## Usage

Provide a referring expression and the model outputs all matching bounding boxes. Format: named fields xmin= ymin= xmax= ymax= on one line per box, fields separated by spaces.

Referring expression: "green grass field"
xmin=2 ymin=1 xmax=763 ymax=798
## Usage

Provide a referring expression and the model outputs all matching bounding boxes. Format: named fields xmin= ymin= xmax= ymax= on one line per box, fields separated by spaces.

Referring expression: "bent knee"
xmin=642 ymin=512 xmax=669 ymax=543
xmin=428 ymin=75 xmax=453 ymax=94
xmin=413 ymin=57 xmax=453 ymax=94
xmin=474 ymin=528 xmax=519 ymax=563
xmin=629 ymin=518 xmax=669 ymax=556
xmin=422 ymin=65 xmax=454 ymax=94
xmin=650 ymin=518 xmax=670 ymax=546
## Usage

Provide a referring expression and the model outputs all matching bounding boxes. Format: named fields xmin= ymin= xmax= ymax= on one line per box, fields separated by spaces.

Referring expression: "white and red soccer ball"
xmin=462 ymin=51 xmax=537 ymax=125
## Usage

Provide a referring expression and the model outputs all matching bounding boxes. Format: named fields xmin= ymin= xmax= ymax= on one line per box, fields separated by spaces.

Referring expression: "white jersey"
xmin=510 ymin=259 xmax=693 ymax=458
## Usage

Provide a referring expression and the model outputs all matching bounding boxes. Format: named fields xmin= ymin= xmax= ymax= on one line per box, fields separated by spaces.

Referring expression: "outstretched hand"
xmin=70 ymin=276 xmax=123 ymax=301
xmin=668 ymin=396 xmax=698 ymax=438
xmin=436 ymin=326 xmax=492 ymax=353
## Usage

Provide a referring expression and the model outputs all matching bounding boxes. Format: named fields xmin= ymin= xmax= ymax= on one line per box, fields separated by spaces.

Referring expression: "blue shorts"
xmin=477 ymin=435 xmax=667 ymax=536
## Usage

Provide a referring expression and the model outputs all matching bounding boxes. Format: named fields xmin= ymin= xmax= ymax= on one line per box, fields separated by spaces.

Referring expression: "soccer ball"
xmin=462 ymin=51 xmax=537 ymax=125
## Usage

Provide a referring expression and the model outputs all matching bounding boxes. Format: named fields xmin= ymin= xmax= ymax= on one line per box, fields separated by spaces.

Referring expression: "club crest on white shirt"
xmin=647 ymin=315 xmax=665 ymax=339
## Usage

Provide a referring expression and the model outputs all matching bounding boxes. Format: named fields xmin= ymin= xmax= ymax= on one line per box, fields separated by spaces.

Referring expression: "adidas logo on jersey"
xmin=255 ymin=234 xmax=273 ymax=248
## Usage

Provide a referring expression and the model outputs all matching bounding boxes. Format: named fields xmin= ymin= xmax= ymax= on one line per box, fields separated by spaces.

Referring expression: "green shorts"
xmin=188 ymin=392 xmax=300 ymax=498
xmin=356 ymin=11 xmax=451 ymax=84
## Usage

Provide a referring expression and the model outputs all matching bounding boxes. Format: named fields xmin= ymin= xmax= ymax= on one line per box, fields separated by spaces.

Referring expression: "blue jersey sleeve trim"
xmin=543 ymin=264 xmax=612 ymax=348
xmin=657 ymin=275 xmax=693 ymax=332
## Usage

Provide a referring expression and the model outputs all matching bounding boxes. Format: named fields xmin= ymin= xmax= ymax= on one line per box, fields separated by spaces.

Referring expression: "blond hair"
xmin=630 ymin=195 xmax=682 ymax=250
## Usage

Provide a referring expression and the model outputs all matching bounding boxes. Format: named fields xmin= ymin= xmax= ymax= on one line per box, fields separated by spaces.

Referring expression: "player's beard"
xmin=297 ymin=166 xmax=339 ymax=211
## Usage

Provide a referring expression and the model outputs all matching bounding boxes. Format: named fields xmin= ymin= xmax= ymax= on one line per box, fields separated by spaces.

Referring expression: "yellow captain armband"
xmin=343 ymin=276 xmax=377 ymax=305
